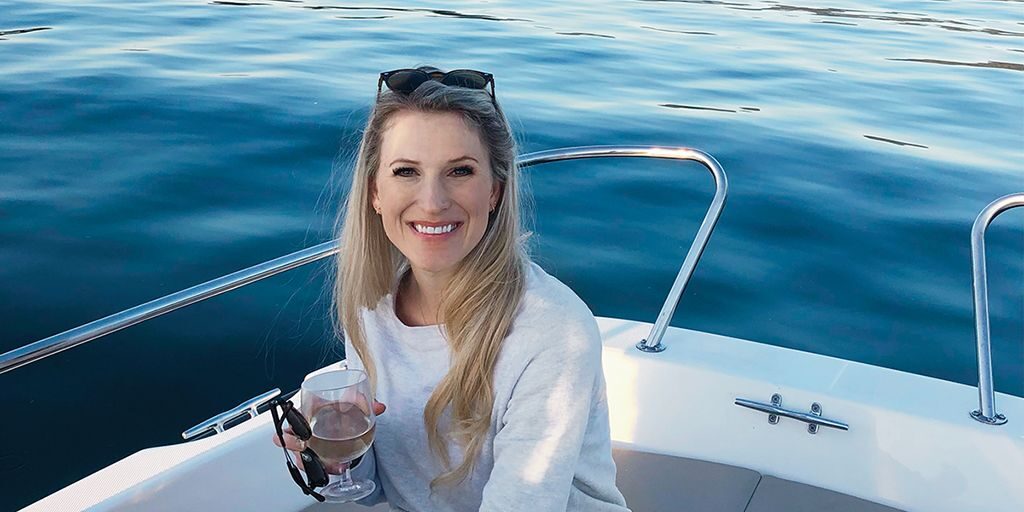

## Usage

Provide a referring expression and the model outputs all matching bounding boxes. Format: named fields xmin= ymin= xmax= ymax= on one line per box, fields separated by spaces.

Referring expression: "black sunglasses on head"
xmin=378 ymin=68 xmax=496 ymax=102
xmin=270 ymin=393 xmax=328 ymax=502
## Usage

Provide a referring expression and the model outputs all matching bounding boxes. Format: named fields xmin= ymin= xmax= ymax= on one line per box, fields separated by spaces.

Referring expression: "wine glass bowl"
xmin=299 ymin=369 xmax=376 ymax=502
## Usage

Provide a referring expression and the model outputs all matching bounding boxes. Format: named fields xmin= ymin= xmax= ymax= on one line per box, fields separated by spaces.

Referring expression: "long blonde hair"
xmin=332 ymin=77 xmax=528 ymax=488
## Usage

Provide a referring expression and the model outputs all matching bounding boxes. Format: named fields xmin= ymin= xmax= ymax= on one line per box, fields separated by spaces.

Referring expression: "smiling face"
xmin=371 ymin=110 xmax=501 ymax=281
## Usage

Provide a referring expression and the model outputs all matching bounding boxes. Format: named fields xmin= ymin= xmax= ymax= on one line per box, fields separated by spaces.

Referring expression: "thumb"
xmin=373 ymin=401 xmax=386 ymax=416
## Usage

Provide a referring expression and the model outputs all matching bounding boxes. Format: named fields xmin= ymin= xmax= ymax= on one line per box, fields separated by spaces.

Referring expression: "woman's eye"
xmin=392 ymin=167 xmax=417 ymax=177
xmin=451 ymin=165 xmax=474 ymax=177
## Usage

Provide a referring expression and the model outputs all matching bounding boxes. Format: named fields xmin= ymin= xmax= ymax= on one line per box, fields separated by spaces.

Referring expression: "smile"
xmin=409 ymin=222 xmax=462 ymax=236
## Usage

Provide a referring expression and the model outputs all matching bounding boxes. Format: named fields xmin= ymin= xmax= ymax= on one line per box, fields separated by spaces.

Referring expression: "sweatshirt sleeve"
xmin=478 ymin=313 xmax=602 ymax=511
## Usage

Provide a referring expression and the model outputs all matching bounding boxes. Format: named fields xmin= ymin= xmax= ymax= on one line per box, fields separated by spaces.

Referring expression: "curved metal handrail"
xmin=520 ymin=146 xmax=727 ymax=352
xmin=0 ymin=145 xmax=727 ymax=374
xmin=970 ymin=192 xmax=1024 ymax=425
xmin=0 ymin=241 xmax=340 ymax=374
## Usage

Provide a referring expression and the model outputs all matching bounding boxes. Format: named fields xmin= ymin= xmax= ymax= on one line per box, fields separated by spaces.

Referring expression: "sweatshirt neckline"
xmin=378 ymin=277 xmax=448 ymax=351
xmin=374 ymin=261 xmax=543 ymax=351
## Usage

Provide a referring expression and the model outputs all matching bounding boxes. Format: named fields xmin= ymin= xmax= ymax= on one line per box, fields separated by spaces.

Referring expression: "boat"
xmin=3 ymin=146 xmax=1021 ymax=512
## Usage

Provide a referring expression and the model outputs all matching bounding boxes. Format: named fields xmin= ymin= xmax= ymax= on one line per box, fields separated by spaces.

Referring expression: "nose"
xmin=418 ymin=175 xmax=451 ymax=212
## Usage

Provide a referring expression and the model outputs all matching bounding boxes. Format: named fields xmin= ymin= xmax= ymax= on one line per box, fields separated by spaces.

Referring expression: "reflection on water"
xmin=863 ymin=135 xmax=929 ymax=149
xmin=212 ymin=1 xmax=269 ymax=6
xmin=732 ymin=2 xmax=1024 ymax=38
xmin=300 ymin=3 xmax=532 ymax=22
xmin=661 ymin=103 xmax=740 ymax=113
xmin=0 ymin=0 xmax=1021 ymax=509
xmin=557 ymin=31 xmax=617 ymax=39
xmin=0 ymin=27 xmax=51 ymax=39
xmin=659 ymin=104 xmax=765 ymax=114
xmin=888 ymin=58 xmax=1024 ymax=72
xmin=642 ymin=25 xmax=717 ymax=35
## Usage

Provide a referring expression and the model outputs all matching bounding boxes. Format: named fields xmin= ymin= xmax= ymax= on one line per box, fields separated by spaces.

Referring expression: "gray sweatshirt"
xmin=346 ymin=261 xmax=630 ymax=512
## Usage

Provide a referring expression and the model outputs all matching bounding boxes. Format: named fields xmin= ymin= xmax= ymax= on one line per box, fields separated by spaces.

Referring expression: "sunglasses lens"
xmin=286 ymin=408 xmax=312 ymax=440
xmin=442 ymin=71 xmax=488 ymax=89
xmin=301 ymin=449 xmax=330 ymax=487
xmin=385 ymin=70 xmax=429 ymax=94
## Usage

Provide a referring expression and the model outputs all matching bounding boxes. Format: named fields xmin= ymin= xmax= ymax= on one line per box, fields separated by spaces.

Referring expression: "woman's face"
xmin=372 ymin=110 xmax=500 ymax=280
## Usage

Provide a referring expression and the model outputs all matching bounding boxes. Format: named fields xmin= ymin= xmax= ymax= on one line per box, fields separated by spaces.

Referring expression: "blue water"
xmin=1 ymin=0 xmax=1022 ymax=508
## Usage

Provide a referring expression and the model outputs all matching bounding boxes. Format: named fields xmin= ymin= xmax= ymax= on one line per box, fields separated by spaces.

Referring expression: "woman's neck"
xmin=396 ymin=268 xmax=450 ymax=327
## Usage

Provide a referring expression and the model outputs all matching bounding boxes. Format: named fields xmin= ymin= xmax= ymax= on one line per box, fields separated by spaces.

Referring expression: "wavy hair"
xmin=332 ymin=74 xmax=528 ymax=488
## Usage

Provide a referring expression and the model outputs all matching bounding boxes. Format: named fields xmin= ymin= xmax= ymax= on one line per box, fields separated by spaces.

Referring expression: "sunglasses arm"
xmin=269 ymin=406 xmax=292 ymax=462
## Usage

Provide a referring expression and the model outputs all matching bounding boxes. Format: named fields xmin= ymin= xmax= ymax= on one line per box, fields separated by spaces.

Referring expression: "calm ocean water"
xmin=1 ymin=0 xmax=1022 ymax=507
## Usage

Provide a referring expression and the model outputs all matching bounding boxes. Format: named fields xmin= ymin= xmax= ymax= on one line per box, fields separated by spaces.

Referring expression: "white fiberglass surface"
xmin=598 ymin=317 xmax=1024 ymax=512
xmin=26 ymin=318 xmax=1024 ymax=511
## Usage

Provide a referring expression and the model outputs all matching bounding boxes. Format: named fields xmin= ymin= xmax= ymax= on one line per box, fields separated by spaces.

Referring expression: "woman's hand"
xmin=272 ymin=401 xmax=386 ymax=471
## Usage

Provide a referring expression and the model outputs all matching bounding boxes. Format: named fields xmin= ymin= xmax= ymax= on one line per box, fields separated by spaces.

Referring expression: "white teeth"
xmin=414 ymin=223 xmax=456 ymax=234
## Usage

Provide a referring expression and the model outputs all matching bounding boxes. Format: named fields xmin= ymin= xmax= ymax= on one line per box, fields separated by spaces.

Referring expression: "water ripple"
xmin=641 ymin=25 xmax=716 ymax=35
xmin=211 ymin=1 xmax=269 ymax=5
xmin=0 ymin=27 xmax=52 ymax=38
xmin=660 ymin=103 xmax=737 ymax=113
xmin=863 ymin=135 xmax=929 ymax=149
xmin=556 ymin=31 xmax=616 ymax=39
xmin=293 ymin=3 xmax=531 ymax=22
xmin=0 ymin=454 xmax=27 ymax=473
xmin=726 ymin=2 xmax=1024 ymax=38
xmin=888 ymin=58 xmax=1024 ymax=72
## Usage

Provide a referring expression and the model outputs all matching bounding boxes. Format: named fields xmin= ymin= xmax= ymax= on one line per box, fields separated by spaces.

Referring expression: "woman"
xmin=277 ymin=67 xmax=629 ymax=511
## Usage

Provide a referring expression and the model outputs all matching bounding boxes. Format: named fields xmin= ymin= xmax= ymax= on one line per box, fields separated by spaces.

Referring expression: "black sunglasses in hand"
xmin=378 ymin=68 xmax=496 ymax=102
xmin=270 ymin=393 xmax=328 ymax=502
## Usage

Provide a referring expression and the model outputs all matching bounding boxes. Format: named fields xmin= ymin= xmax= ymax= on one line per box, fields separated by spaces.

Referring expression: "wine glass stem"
xmin=332 ymin=466 xmax=357 ymax=491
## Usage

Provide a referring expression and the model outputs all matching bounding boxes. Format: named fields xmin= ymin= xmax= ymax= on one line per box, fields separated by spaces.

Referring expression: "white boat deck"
xmin=25 ymin=317 xmax=1024 ymax=512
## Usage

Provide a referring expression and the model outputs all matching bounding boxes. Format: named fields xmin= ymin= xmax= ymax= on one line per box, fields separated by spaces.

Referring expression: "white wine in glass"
xmin=300 ymin=369 xmax=376 ymax=502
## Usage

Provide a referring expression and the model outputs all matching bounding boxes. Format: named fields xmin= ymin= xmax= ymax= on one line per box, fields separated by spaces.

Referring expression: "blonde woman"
xmin=276 ymin=66 xmax=629 ymax=511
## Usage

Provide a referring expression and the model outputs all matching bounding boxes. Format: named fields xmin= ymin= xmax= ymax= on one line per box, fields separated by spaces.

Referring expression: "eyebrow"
xmin=388 ymin=155 xmax=479 ymax=167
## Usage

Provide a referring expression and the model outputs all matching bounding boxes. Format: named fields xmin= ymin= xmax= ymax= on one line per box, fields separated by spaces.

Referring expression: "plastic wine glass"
xmin=299 ymin=369 xmax=376 ymax=502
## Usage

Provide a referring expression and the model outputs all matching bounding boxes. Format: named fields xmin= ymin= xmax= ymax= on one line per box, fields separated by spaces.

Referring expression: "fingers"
xmin=350 ymin=394 xmax=374 ymax=416
xmin=270 ymin=428 xmax=306 ymax=452
xmin=270 ymin=432 xmax=306 ymax=471
xmin=347 ymin=396 xmax=386 ymax=417
xmin=283 ymin=433 xmax=306 ymax=452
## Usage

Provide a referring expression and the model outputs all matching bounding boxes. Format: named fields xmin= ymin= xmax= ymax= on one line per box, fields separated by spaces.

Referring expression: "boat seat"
xmin=301 ymin=448 xmax=903 ymax=511
xmin=613 ymin=448 xmax=904 ymax=512
xmin=614 ymin=448 xmax=761 ymax=511
xmin=744 ymin=475 xmax=903 ymax=512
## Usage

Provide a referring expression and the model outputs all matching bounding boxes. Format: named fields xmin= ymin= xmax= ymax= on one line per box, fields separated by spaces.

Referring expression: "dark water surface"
xmin=1 ymin=0 xmax=1022 ymax=508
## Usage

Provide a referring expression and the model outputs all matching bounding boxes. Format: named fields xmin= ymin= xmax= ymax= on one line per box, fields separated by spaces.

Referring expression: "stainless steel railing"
xmin=0 ymin=241 xmax=340 ymax=374
xmin=0 ymin=145 xmax=727 ymax=374
xmin=508 ymin=146 xmax=728 ymax=352
xmin=969 ymin=192 xmax=1024 ymax=425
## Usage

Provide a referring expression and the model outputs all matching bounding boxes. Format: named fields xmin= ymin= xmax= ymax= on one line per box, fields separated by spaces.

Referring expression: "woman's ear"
xmin=370 ymin=179 xmax=381 ymax=213
xmin=490 ymin=181 xmax=501 ymax=211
